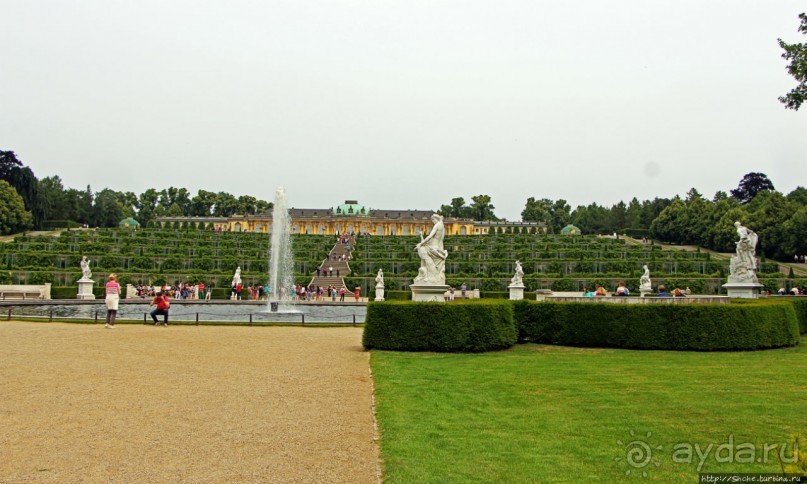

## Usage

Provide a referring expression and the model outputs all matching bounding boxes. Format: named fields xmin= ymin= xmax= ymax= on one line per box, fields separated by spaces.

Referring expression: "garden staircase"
xmin=308 ymin=237 xmax=355 ymax=291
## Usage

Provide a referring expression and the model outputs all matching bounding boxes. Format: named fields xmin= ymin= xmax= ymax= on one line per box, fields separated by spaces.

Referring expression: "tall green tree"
xmin=92 ymin=189 xmax=124 ymax=227
xmin=730 ymin=172 xmax=775 ymax=204
xmin=0 ymin=180 xmax=33 ymax=234
xmin=38 ymin=176 xmax=67 ymax=221
xmin=0 ymin=150 xmax=23 ymax=181
xmin=190 ymin=189 xmax=217 ymax=216
xmin=778 ymin=12 xmax=807 ymax=110
xmin=521 ymin=198 xmax=551 ymax=223
xmin=137 ymin=188 xmax=160 ymax=225
xmin=470 ymin=195 xmax=497 ymax=221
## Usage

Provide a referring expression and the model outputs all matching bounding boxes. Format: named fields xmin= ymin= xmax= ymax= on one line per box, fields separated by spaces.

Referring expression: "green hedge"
xmin=513 ymin=300 xmax=800 ymax=351
xmin=375 ymin=290 xmax=410 ymax=301
xmin=363 ymin=300 xmax=517 ymax=352
xmin=785 ymin=297 xmax=807 ymax=334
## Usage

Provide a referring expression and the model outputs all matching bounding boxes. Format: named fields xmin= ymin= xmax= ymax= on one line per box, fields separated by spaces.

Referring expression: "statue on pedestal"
xmin=639 ymin=265 xmax=652 ymax=292
xmin=232 ymin=266 xmax=242 ymax=286
xmin=375 ymin=268 xmax=384 ymax=287
xmin=510 ymin=260 xmax=524 ymax=286
xmin=374 ymin=268 xmax=385 ymax=302
xmin=728 ymin=222 xmax=759 ymax=283
xmin=80 ymin=256 xmax=92 ymax=280
xmin=414 ymin=214 xmax=448 ymax=286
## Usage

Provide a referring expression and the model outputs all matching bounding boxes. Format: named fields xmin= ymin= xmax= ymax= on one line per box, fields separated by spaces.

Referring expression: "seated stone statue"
xmin=414 ymin=214 xmax=448 ymax=286
xmin=639 ymin=265 xmax=652 ymax=290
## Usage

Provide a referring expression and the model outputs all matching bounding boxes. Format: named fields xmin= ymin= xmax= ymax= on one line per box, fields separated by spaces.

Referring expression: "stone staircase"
xmin=308 ymin=237 xmax=355 ymax=290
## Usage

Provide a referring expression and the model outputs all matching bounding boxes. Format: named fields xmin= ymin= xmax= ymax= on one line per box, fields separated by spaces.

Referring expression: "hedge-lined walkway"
xmin=0 ymin=322 xmax=379 ymax=483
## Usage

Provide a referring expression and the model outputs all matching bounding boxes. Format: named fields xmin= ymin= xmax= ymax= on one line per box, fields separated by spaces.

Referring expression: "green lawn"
xmin=371 ymin=339 xmax=806 ymax=482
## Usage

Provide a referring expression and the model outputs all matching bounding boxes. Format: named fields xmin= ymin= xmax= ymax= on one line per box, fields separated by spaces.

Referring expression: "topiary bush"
xmin=513 ymin=300 xmax=800 ymax=351
xmin=363 ymin=300 xmax=517 ymax=352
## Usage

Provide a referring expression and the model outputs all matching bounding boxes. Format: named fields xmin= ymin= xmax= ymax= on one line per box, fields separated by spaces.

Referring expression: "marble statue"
xmin=414 ymin=214 xmax=448 ymax=285
xmin=510 ymin=260 xmax=524 ymax=286
xmin=375 ymin=268 xmax=384 ymax=287
xmin=639 ymin=265 xmax=652 ymax=291
xmin=734 ymin=222 xmax=758 ymax=269
xmin=80 ymin=256 xmax=92 ymax=280
xmin=728 ymin=222 xmax=759 ymax=283
xmin=374 ymin=268 xmax=385 ymax=301
xmin=232 ymin=266 xmax=242 ymax=286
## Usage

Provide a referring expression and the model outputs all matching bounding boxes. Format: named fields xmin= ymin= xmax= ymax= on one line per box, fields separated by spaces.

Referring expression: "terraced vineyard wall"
xmin=0 ymin=230 xmax=801 ymax=298
xmin=345 ymin=234 xmax=796 ymax=296
xmin=0 ymin=229 xmax=333 ymax=290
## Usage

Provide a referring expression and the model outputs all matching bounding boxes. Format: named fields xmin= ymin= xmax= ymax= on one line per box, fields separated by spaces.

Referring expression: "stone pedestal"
xmin=77 ymin=278 xmax=96 ymax=300
xmin=722 ymin=282 xmax=764 ymax=299
xmin=375 ymin=284 xmax=385 ymax=302
xmin=411 ymin=284 xmax=449 ymax=302
xmin=508 ymin=284 xmax=525 ymax=301
xmin=640 ymin=285 xmax=652 ymax=298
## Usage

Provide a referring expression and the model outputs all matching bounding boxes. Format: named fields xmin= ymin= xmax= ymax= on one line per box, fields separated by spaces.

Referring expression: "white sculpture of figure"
xmin=728 ymin=221 xmax=759 ymax=283
xmin=510 ymin=260 xmax=524 ymax=286
xmin=374 ymin=268 xmax=385 ymax=302
xmin=375 ymin=268 xmax=384 ymax=287
xmin=232 ymin=266 xmax=242 ymax=286
xmin=414 ymin=214 xmax=448 ymax=285
xmin=80 ymin=256 xmax=92 ymax=280
xmin=734 ymin=221 xmax=758 ymax=270
xmin=639 ymin=265 xmax=652 ymax=291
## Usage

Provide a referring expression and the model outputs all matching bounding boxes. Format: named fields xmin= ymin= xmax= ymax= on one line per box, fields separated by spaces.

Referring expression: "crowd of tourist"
xmin=289 ymin=284 xmax=360 ymax=302
xmin=133 ymin=282 xmax=212 ymax=300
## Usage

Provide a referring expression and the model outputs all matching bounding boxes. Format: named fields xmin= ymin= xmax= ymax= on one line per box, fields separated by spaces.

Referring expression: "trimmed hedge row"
xmin=785 ymin=297 xmax=807 ymax=334
xmin=363 ymin=301 xmax=517 ymax=352
xmin=363 ymin=299 xmax=801 ymax=352
xmin=513 ymin=300 xmax=800 ymax=351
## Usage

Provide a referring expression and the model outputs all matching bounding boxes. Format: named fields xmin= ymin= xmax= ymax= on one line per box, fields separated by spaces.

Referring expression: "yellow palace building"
xmin=157 ymin=200 xmax=545 ymax=236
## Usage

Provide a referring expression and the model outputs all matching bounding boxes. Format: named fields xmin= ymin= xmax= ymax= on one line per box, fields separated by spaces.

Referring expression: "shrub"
xmin=513 ymin=300 xmax=800 ymax=351
xmin=786 ymin=297 xmax=807 ymax=334
xmin=50 ymin=286 xmax=76 ymax=299
xmin=363 ymin=300 xmax=517 ymax=352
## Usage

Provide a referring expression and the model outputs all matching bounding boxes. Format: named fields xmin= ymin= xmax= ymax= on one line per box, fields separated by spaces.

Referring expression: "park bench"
xmin=0 ymin=284 xmax=51 ymax=300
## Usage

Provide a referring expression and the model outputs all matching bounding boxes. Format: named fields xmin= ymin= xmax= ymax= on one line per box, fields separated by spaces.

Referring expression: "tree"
xmin=39 ymin=176 xmax=67 ymax=220
xmin=781 ymin=207 xmax=807 ymax=256
xmin=786 ymin=186 xmax=807 ymax=205
xmin=470 ymin=195 xmax=497 ymax=221
xmin=0 ymin=180 xmax=33 ymax=235
xmin=92 ymin=189 xmax=123 ymax=227
xmin=778 ymin=13 xmax=807 ymax=110
xmin=521 ymin=198 xmax=551 ymax=223
xmin=0 ymin=150 xmax=23 ymax=182
xmin=730 ymin=172 xmax=775 ymax=204
xmin=190 ymin=189 xmax=217 ymax=216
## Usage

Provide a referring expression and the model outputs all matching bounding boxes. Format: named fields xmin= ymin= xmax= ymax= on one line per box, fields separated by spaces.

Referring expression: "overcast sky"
xmin=2 ymin=1 xmax=806 ymax=220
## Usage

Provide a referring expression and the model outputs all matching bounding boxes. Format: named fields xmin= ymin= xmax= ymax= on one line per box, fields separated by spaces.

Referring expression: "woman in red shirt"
xmin=105 ymin=273 xmax=120 ymax=328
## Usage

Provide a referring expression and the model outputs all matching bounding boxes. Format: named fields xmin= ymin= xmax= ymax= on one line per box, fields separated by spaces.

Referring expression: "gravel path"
xmin=0 ymin=322 xmax=379 ymax=483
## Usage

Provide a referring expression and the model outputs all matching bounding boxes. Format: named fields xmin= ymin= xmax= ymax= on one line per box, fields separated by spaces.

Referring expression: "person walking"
xmin=150 ymin=291 xmax=170 ymax=326
xmin=354 ymin=286 xmax=361 ymax=302
xmin=328 ymin=266 xmax=333 ymax=276
xmin=104 ymin=273 xmax=120 ymax=328
xmin=339 ymin=287 xmax=346 ymax=302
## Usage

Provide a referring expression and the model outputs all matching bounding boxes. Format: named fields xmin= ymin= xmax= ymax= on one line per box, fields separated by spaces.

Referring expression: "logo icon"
xmin=615 ymin=429 xmax=663 ymax=477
